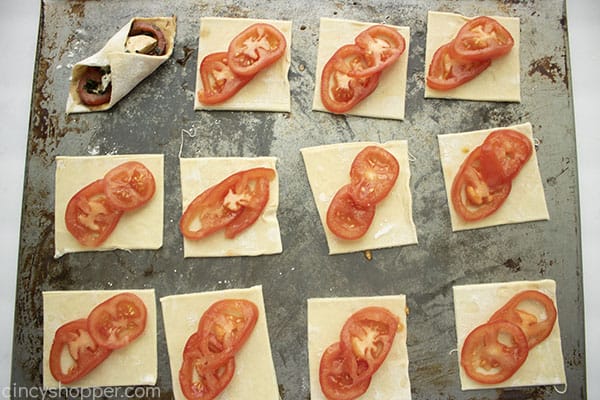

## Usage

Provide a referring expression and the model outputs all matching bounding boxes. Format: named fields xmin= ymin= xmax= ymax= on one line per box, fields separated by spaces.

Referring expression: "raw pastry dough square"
xmin=438 ymin=122 xmax=549 ymax=231
xmin=42 ymin=289 xmax=157 ymax=388
xmin=312 ymin=18 xmax=410 ymax=120
xmin=424 ymin=11 xmax=520 ymax=102
xmin=307 ymin=295 xmax=411 ymax=400
xmin=67 ymin=17 xmax=176 ymax=113
xmin=194 ymin=17 xmax=292 ymax=112
xmin=160 ymin=285 xmax=279 ymax=400
xmin=179 ymin=157 xmax=282 ymax=257
xmin=301 ymin=141 xmax=418 ymax=254
xmin=453 ymin=280 xmax=566 ymax=390
xmin=54 ymin=154 xmax=164 ymax=258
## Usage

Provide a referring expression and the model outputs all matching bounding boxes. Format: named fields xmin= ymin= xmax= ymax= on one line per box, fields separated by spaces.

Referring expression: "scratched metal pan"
xmin=11 ymin=0 xmax=585 ymax=399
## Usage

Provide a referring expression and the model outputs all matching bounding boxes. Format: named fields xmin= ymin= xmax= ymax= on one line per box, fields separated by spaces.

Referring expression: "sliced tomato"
xmin=461 ymin=320 xmax=529 ymax=384
xmin=179 ymin=332 xmax=236 ymax=400
xmin=49 ymin=319 xmax=112 ymax=384
xmin=326 ymin=184 xmax=376 ymax=240
xmin=451 ymin=147 xmax=512 ymax=222
xmin=197 ymin=52 xmax=254 ymax=105
xmin=349 ymin=146 xmax=399 ymax=208
xmin=180 ymin=168 xmax=275 ymax=240
xmin=479 ymin=129 xmax=533 ymax=188
xmin=65 ymin=179 xmax=123 ymax=247
xmin=489 ymin=290 xmax=557 ymax=349
xmin=320 ymin=44 xmax=381 ymax=113
xmin=451 ymin=16 xmax=514 ymax=62
xmin=77 ymin=67 xmax=112 ymax=106
xmin=339 ymin=306 xmax=399 ymax=383
xmin=103 ymin=161 xmax=156 ymax=211
xmin=129 ymin=20 xmax=167 ymax=55
xmin=196 ymin=299 xmax=259 ymax=368
xmin=227 ymin=23 xmax=286 ymax=77
xmin=87 ymin=292 xmax=147 ymax=350
xmin=426 ymin=41 xmax=491 ymax=91
xmin=352 ymin=25 xmax=406 ymax=78
xmin=319 ymin=342 xmax=372 ymax=400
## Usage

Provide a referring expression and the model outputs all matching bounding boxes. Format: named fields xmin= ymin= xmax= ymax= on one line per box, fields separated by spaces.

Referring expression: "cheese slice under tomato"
xmin=453 ymin=279 xmax=566 ymax=390
xmin=160 ymin=285 xmax=279 ymax=400
xmin=42 ymin=289 xmax=157 ymax=388
xmin=307 ymin=295 xmax=411 ymax=400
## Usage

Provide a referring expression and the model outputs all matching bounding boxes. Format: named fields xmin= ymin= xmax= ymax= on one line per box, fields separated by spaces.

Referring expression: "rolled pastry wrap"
xmin=66 ymin=16 xmax=176 ymax=114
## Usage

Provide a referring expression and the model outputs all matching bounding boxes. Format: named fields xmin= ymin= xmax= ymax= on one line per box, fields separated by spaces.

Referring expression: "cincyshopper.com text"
xmin=5 ymin=385 xmax=161 ymax=400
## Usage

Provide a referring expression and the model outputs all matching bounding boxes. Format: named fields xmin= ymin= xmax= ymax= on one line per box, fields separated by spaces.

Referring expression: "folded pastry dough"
xmin=301 ymin=141 xmax=418 ymax=254
xmin=42 ymin=289 xmax=157 ymax=388
xmin=453 ymin=280 xmax=566 ymax=390
xmin=307 ymin=295 xmax=411 ymax=400
xmin=438 ymin=122 xmax=549 ymax=231
xmin=160 ymin=285 xmax=279 ymax=400
xmin=179 ymin=156 xmax=282 ymax=257
xmin=194 ymin=17 xmax=292 ymax=112
xmin=424 ymin=11 xmax=520 ymax=102
xmin=66 ymin=16 xmax=176 ymax=113
xmin=54 ymin=154 xmax=164 ymax=257
xmin=312 ymin=18 xmax=410 ymax=120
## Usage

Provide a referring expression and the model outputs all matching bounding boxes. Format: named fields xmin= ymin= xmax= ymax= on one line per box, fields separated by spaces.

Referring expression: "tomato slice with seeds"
xmin=320 ymin=44 xmax=381 ymax=114
xmin=319 ymin=342 xmax=372 ymax=400
xmin=326 ymin=184 xmax=376 ymax=240
xmin=77 ymin=67 xmax=112 ymax=106
xmin=479 ymin=129 xmax=533 ymax=188
xmin=488 ymin=290 xmax=557 ymax=349
xmin=349 ymin=146 xmax=399 ymax=208
xmin=227 ymin=23 xmax=286 ymax=77
xmin=179 ymin=332 xmax=236 ymax=400
xmin=129 ymin=20 xmax=167 ymax=56
xmin=196 ymin=299 xmax=259 ymax=368
xmin=451 ymin=16 xmax=514 ymax=62
xmin=180 ymin=168 xmax=275 ymax=240
xmin=65 ymin=179 xmax=123 ymax=247
xmin=451 ymin=146 xmax=512 ymax=222
xmin=49 ymin=319 xmax=113 ymax=384
xmin=103 ymin=161 xmax=156 ymax=211
xmin=352 ymin=25 xmax=406 ymax=78
xmin=197 ymin=52 xmax=254 ymax=105
xmin=87 ymin=292 xmax=147 ymax=350
xmin=426 ymin=41 xmax=491 ymax=91
xmin=339 ymin=307 xmax=399 ymax=383
xmin=461 ymin=320 xmax=529 ymax=384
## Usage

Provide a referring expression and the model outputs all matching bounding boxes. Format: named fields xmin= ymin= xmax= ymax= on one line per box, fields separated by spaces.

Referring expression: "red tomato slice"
xmin=180 ymin=168 xmax=275 ymax=240
xmin=488 ymin=290 xmax=557 ymax=349
xmin=87 ymin=293 xmax=147 ymax=350
xmin=339 ymin=306 xmax=399 ymax=383
xmin=326 ymin=184 xmax=376 ymax=240
xmin=197 ymin=52 xmax=254 ymax=105
xmin=352 ymin=25 xmax=406 ymax=78
xmin=479 ymin=129 xmax=533 ymax=188
xmin=320 ymin=44 xmax=381 ymax=113
xmin=77 ymin=67 xmax=112 ymax=106
xmin=103 ymin=161 xmax=156 ymax=211
xmin=129 ymin=20 xmax=167 ymax=56
xmin=49 ymin=319 xmax=112 ymax=384
xmin=451 ymin=16 xmax=514 ymax=62
xmin=349 ymin=146 xmax=399 ymax=208
xmin=227 ymin=23 xmax=286 ymax=77
xmin=426 ymin=41 xmax=491 ymax=91
xmin=65 ymin=179 xmax=123 ymax=247
xmin=196 ymin=299 xmax=259 ymax=368
xmin=451 ymin=146 xmax=512 ymax=222
xmin=179 ymin=332 xmax=236 ymax=400
xmin=461 ymin=320 xmax=529 ymax=384
xmin=319 ymin=342 xmax=372 ymax=400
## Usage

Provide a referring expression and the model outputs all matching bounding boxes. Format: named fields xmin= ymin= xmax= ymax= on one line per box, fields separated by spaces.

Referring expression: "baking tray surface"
xmin=12 ymin=1 xmax=585 ymax=399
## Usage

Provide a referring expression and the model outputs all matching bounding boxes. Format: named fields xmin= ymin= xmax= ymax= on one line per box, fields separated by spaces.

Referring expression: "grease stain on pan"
xmin=528 ymin=56 xmax=565 ymax=85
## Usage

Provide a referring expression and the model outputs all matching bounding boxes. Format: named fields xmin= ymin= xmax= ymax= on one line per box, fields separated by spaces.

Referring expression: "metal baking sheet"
xmin=11 ymin=0 xmax=586 ymax=399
